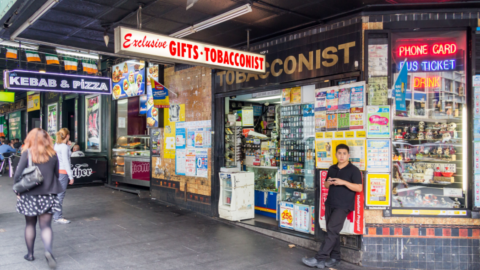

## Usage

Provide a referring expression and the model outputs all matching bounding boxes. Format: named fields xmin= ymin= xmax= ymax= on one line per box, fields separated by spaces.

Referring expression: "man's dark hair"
xmin=336 ymin=143 xmax=349 ymax=153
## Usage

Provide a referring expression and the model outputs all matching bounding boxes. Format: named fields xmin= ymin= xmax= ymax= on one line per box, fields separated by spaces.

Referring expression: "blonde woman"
xmin=14 ymin=128 xmax=61 ymax=268
xmin=53 ymin=128 xmax=74 ymax=224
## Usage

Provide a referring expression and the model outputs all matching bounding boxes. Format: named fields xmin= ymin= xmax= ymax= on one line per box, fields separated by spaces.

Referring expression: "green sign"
xmin=9 ymin=111 xmax=21 ymax=140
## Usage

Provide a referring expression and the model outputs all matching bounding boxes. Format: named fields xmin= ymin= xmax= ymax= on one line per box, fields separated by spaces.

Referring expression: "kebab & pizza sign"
xmin=114 ymin=26 xmax=266 ymax=74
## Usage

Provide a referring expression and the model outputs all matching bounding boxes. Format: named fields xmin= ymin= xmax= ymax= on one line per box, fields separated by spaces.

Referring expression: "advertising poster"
xmin=338 ymin=88 xmax=350 ymax=110
xmin=310 ymin=206 xmax=315 ymax=235
xmin=145 ymin=81 xmax=158 ymax=127
xmin=368 ymin=44 xmax=388 ymax=76
xmin=315 ymin=139 xmax=333 ymax=168
xmin=27 ymin=94 xmax=40 ymax=112
xmin=350 ymin=84 xmax=364 ymax=111
xmin=294 ymin=204 xmax=310 ymax=233
xmin=112 ymin=60 xmax=145 ymax=100
xmin=46 ymin=103 xmax=57 ymax=141
xmin=187 ymin=129 xmax=196 ymax=148
xmin=9 ymin=111 xmax=22 ymax=141
xmin=291 ymin=86 xmax=302 ymax=103
xmin=474 ymin=118 xmax=480 ymax=141
xmin=151 ymin=129 xmax=161 ymax=156
xmin=475 ymin=174 xmax=480 ymax=208
xmin=151 ymin=78 xmax=170 ymax=108
xmin=393 ymin=61 xmax=408 ymax=115
xmin=279 ymin=202 xmax=294 ymax=229
xmin=185 ymin=149 xmax=196 ymax=176
xmin=366 ymin=106 xmax=391 ymax=138
xmin=85 ymin=95 xmax=101 ymax=152
xmin=175 ymin=149 xmax=186 ymax=176
xmin=175 ymin=122 xmax=186 ymax=149
xmin=315 ymin=111 xmax=326 ymax=132
xmin=366 ymin=173 xmax=391 ymax=209
xmin=169 ymin=104 xmax=185 ymax=122
xmin=474 ymin=142 xmax=480 ymax=174
xmin=368 ymin=77 xmax=388 ymax=105
xmin=242 ymin=107 xmax=254 ymax=126
xmin=326 ymin=88 xmax=338 ymax=111
xmin=315 ymin=90 xmax=326 ymax=111
xmin=337 ymin=110 xmax=350 ymax=130
xmin=366 ymin=139 xmax=390 ymax=172
xmin=139 ymin=95 xmax=148 ymax=115
xmin=164 ymin=116 xmax=176 ymax=158
xmin=282 ymin=88 xmax=291 ymax=104
xmin=347 ymin=139 xmax=366 ymax=171
xmin=196 ymin=149 xmax=208 ymax=178
xmin=326 ymin=111 xmax=337 ymax=131
xmin=349 ymin=113 xmax=364 ymax=130
xmin=147 ymin=64 xmax=159 ymax=82
xmin=319 ymin=170 xmax=328 ymax=219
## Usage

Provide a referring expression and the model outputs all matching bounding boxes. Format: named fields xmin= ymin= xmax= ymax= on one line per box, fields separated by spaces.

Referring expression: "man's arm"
xmin=330 ymin=178 xmax=362 ymax=192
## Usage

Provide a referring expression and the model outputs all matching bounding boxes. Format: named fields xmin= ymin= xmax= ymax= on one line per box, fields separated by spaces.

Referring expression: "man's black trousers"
xmin=315 ymin=205 xmax=350 ymax=260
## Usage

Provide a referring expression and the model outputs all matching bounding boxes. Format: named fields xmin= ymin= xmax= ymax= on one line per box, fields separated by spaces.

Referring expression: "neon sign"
xmin=414 ymin=77 xmax=441 ymax=90
xmin=399 ymin=59 xmax=456 ymax=72
xmin=398 ymin=43 xmax=457 ymax=57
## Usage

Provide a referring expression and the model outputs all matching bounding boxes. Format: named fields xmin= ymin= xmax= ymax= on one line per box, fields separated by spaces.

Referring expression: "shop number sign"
xmin=131 ymin=161 xmax=150 ymax=181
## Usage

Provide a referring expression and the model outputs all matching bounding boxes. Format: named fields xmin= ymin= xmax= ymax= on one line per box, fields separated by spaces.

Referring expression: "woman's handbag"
xmin=13 ymin=150 xmax=44 ymax=194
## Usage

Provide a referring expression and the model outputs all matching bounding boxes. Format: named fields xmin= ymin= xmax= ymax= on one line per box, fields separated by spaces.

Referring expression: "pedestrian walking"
xmin=53 ymin=128 xmax=74 ymax=224
xmin=302 ymin=144 xmax=363 ymax=268
xmin=13 ymin=128 xmax=63 ymax=269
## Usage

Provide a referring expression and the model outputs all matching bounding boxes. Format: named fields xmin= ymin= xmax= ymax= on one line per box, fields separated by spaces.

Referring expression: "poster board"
xmin=365 ymin=173 xmax=391 ymax=209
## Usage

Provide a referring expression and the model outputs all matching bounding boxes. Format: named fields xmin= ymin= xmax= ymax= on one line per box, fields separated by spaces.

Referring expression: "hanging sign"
xmin=114 ymin=26 xmax=266 ymax=74
xmin=4 ymin=70 xmax=111 ymax=94
xmin=393 ymin=60 xmax=408 ymax=115
xmin=111 ymin=60 xmax=145 ymax=99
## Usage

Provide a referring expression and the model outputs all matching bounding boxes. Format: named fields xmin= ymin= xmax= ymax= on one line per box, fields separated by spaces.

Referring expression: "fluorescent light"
xmin=248 ymin=95 xmax=281 ymax=102
xmin=10 ymin=0 xmax=59 ymax=40
xmin=0 ymin=40 xmax=38 ymax=50
xmin=56 ymin=48 xmax=99 ymax=60
xmin=170 ymin=4 xmax=252 ymax=38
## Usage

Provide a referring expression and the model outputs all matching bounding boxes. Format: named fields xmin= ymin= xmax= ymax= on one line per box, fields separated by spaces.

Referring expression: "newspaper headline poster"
xmin=347 ymin=139 xmax=366 ymax=171
xmin=366 ymin=139 xmax=390 ymax=172
xmin=366 ymin=106 xmax=391 ymax=138
xmin=368 ymin=77 xmax=388 ymax=106
xmin=315 ymin=138 xmax=332 ymax=169
xmin=366 ymin=173 xmax=391 ymax=209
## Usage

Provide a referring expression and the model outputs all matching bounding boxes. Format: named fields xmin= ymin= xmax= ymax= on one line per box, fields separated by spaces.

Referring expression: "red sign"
xmin=414 ymin=76 xmax=441 ymax=90
xmin=398 ymin=43 xmax=457 ymax=57
xmin=131 ymin=161 xmax=150 ymax=181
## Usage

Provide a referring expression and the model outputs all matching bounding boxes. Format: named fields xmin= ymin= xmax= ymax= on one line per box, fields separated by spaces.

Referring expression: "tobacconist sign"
xmin=114 ymin=26 xmax=266 ymax=74
xmin=4 ymin=70 xmax=112 ymax=94
xmin=214 ymin=24 xmax=362 ymax=92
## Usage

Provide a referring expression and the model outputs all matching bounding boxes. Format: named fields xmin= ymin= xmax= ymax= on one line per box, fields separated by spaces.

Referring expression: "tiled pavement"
xmin=0 ymin=176 xmax=368 ymax=270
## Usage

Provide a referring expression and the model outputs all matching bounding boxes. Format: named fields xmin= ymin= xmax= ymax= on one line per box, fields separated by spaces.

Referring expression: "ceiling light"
xmin=56 ymin=48 xmax=99 ymax=60
xmin=170 ymin=4 xmax=252 ymax=38
xmin=0 ymin=40 xmax=38 ymax=50
xmin=10 ymin=0 xmax=59 ymax=40
xmin=248 ymin=95 xmax=281 ymax=102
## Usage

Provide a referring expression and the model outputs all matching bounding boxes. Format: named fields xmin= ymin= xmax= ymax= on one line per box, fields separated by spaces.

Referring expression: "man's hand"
xmin=330 ymin=178 xmax=348 ymax=186
xmin=329 ymin=178 xmax=363 ymax=192
xmin=69 ymin=179 xmax=74 ymax=185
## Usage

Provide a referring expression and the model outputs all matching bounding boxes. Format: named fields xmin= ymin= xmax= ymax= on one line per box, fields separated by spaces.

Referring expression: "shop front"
xmin=213 ymin=21 xmax=364 ymax=249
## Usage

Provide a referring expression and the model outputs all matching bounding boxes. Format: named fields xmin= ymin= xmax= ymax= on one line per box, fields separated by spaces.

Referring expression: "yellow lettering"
xmin=236 ymin=72 xmax=246 ymax=83
xmin=298 ymin=51 xmax=313 ymax=72
xmin=284 ymin=56 xmax=297 ymax=75
xmin=271 ymin=59 xmax=283 ymax=77
xmin=226 ymin=71 xmax=235 ymax=85
xmin=246 ymin=73 xmax=259 ymax=82
xmin=322 ymin=46 xmax=338 ymax=67
xmin=259 ymin=62 xmax=270 ymax=79
xmin=338 ymin=41 xmax=356 ymax=64
xmin=316 ymin=49 xmax=321 ymax=69
xmin=216 ymin=71 xmax=226 ymax=86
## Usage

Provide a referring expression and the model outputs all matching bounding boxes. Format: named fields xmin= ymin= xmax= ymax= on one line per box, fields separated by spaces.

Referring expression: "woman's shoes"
xmin=45 ymin=252 xmax=57 ymax=269
xmin=24 ymin=254 xmax=34 ymax=261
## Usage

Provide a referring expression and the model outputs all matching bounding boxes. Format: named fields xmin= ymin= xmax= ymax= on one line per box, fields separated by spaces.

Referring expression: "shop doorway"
xmin=27 ymin=110 xmax=41 ymax=131
xmin=63 ymin=98 xmax=76 ymax=140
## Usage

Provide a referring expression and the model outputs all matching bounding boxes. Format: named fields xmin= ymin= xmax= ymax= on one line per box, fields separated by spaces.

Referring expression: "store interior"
xmin=223 ymin=87 xmax=315 ymax=234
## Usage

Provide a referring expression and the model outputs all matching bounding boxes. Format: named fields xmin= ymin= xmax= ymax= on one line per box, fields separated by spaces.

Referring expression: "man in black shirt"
xmin=303 ymin=144 xmax=363 ymax=268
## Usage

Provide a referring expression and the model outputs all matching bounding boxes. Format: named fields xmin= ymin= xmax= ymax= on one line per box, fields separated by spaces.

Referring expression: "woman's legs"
xmin=24 ymin=215 xmax=37 ymax=260
xmin=38 ymin=213 xmax=53 ymax=254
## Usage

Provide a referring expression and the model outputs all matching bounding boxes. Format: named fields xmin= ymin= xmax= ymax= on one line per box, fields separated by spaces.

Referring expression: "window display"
xmin=391 ymin=31 xmax=466 ymax=209
xmin=112 ymin=135 xmax=150 ymax=175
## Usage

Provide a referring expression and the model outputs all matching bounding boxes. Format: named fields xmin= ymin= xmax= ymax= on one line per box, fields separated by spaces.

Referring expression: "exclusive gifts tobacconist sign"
xmin=114 ymin=26 xmax=266 ymax=74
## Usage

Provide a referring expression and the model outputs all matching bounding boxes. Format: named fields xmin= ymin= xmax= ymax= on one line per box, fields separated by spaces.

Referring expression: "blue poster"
xmin=146 ymin=83 xmax=158 ymax=127
xmin=195 ymin=149 xmax=208 ymax=178
xmin=139 ymin=95 xmax=148 ymax=115
xmin=187 ymin=129 xmax=195 ymax=148
xmin=112 ymin=60 xmax=145 ymax=100
xmin=175 ymin=122 xmax=186 ymax=149
xmin=394 ymin=60 xmax=408 ymax=114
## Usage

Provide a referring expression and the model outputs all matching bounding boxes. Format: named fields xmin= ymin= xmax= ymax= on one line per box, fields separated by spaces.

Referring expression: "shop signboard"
xmin=27 ymin=94 xmax=40 ymax=112
xmin=114 ymin=26 xmax=266 ymax=74
xmin=85 ymin=95 xmax=101 ymax=152
xmin=214 ymin=27 xmax=362 ymax=92
xmin=131 ymin=161 xmax=150 ymax=181
xmin=111 ymin=60 xmax=145 ymax=100
xmin=4 ymin=70 xmax=111 ymax=94
xmin=366 ymin=105 xmax=391 ymax=138
xmin=8 ymin=111 xmax=21 ymax=140
xmin=47 ymin=103 xmax=57 ymax=141
xmin=365 ymin=173 xmax=391 ymax=209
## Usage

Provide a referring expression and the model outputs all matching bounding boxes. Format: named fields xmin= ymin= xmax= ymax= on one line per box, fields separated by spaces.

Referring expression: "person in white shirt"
xmin=53 ymin=128 xmax=74 ymax=224
xmin=71 ymin=145 xmax=85 ymax=157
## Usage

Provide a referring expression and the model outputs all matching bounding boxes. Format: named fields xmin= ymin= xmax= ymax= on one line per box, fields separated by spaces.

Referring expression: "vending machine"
xmin=218 ymin=171 xmax=255 ymax=221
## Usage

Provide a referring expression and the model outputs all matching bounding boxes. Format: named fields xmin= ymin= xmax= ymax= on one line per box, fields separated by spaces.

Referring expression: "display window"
xmin=390 ymin=31 xmax=467 ymax=211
